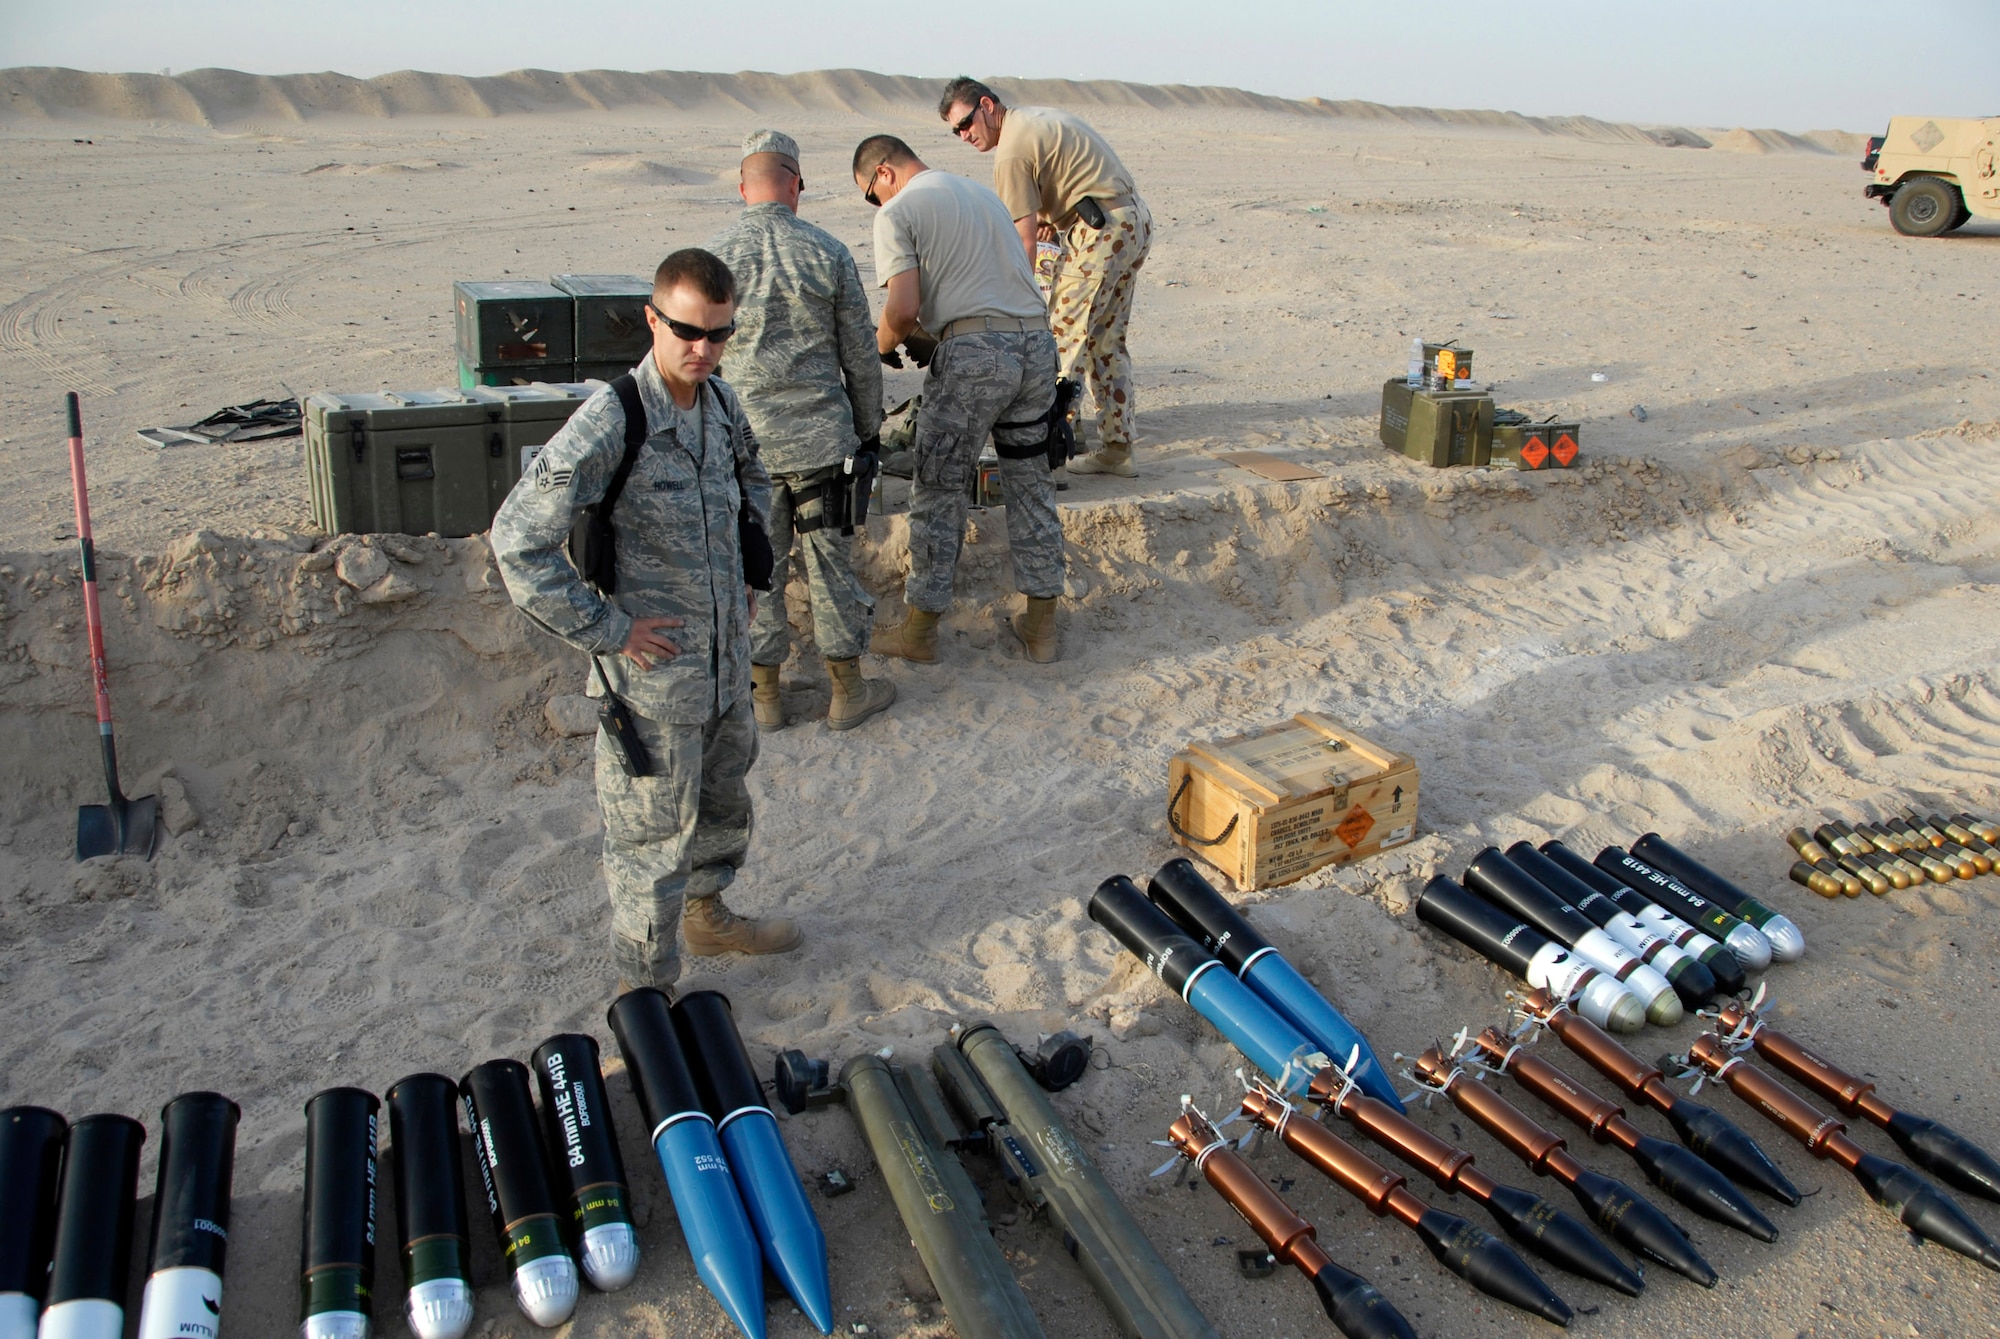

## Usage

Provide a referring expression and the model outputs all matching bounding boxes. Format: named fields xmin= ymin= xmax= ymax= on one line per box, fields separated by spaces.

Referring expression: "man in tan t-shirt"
xmin=939 ymin=76 xmax=1152 ymax=478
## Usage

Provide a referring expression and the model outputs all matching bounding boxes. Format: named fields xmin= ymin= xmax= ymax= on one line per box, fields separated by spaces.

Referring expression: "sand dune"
xmin=1806 ymin=127 xmax=1871 ymax=156
xmin=575 ymin=154 xmax=717 ymax=185
xmin=1709 ymin=125 xmax=1843 ymax=154
xmin=0 ymin=63 xmax=1864 ymax=150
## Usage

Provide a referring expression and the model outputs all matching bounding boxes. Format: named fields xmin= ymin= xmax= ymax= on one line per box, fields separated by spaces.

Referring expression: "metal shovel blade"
xmin=77 ymin=793 xmax=160 ymax=861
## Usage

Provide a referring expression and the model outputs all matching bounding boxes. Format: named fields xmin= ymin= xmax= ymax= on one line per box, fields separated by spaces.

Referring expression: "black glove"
xmin=738 ymin=511 xmax=775 ymax=591
xmin=879 ymin=348 xmax=904 ymax=369
xmin=904 ymin=330 xmax=938 ymax=368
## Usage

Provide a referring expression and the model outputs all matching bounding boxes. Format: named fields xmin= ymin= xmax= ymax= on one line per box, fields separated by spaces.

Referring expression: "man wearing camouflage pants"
xmin=492 ymin=248 xmax=800 ymax=991
xmin=852 ymin=134 xmax=1068 ymax=664
xmin=707 ymin=129 xmax=895 ymax=732
xmin=939 ymin=77 xmax=1152 ymax=477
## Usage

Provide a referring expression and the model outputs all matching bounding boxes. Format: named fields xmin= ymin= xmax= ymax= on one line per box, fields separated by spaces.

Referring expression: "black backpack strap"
xmin=603 ymin=372 xmax=648 ymax=514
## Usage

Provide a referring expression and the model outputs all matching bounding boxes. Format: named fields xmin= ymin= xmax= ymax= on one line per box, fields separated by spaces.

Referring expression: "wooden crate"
xmin=1167 ymin=713 xmax=1418 ymax=889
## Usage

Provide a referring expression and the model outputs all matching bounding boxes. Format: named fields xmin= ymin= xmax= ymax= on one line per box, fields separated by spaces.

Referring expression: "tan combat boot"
xmin=825 ymin=657 xmax=896 ymax=731
xmin=1067 ymin=446 xmax=1136 ymax=477
xmin=751 ymin=662 xmax=785 ymax=731
xmin=1010 ymin=596 xmax=1060 ymax=663
xmin=683 ymin=895 xmax=802 ymax=957
xmin=871 ymin=607 xmax=940 ymax=663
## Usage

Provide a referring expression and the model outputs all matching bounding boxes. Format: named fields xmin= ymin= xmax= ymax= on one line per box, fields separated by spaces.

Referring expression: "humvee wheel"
xmin=1890 ymin=176 xmax=1964 ymax=237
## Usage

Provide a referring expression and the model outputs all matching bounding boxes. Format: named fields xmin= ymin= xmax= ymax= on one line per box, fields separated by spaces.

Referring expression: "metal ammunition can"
xmin=1379 ymin=379 xmax=1495 ymax=468
xmin=1491 ymin=412 xmax=1581 ymax=470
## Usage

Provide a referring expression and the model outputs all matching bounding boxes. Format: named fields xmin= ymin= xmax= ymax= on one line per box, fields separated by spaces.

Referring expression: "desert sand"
xmin=2 ymin=66 xmax=2000 ymax=1339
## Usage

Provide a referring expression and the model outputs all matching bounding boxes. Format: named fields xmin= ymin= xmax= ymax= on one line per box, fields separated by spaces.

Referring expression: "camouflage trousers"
xmin=904 ymin=328 xmax=1065 ymax=613
xmin=751 ymin=463 xmax=876 ymax=664
xmin=596 ymin=695 xmax=757 ymax=987
xmin=1052 ymin=199 xmax=1152 ymax=452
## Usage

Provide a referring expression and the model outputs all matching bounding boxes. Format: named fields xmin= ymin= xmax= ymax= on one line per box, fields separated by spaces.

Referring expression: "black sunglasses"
xmin=862 ymin=166 xmax=884 ymax=208
xmin=648 ymin=300 xmax=735 ymax=344
xmin=950 ymin=106 xmax=978 ymax=136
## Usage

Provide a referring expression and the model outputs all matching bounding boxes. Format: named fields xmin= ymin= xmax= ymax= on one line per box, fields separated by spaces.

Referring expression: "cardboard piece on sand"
xmin=1213 ymin=451 xmax=1323 ymax=481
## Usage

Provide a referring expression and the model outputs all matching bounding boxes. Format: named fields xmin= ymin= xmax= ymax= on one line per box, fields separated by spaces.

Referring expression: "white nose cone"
xmin=300 ymin=1312 xmax=371 ymax=1339
xmin=511 ymin=1255 xmax=579 ymax=1329
xmin=404 ymin=1278 xmax=474 ymax=1339
xmin=581 ymin=1222 xmax=641 ymax=1292
xmin=1725 ymin=924 xmax=1774 ymax=972
xmin=1761 ymin=916 xmax=1806 ymax=963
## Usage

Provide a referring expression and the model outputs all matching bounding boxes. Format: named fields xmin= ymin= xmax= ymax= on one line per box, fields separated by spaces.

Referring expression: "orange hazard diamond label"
xmin=1333 ymin=804 xmax=1376 ymax=849
xmin=1551 ymin=432 xmax=1578 ymax=466
xmin=1519 ymin=433 xmax=1549 ymax=469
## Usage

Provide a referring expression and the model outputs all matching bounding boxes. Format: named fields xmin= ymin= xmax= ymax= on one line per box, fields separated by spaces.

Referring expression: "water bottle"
xmin=1406 ymin=337 xmax=1424 ymax=388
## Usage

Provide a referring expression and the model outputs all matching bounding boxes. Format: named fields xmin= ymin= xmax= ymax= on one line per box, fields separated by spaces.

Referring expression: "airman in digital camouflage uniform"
xmin=706 ymin=129 xmax=895 ymax=733
xmin=492 ymin=248 xmax=799 ymax=991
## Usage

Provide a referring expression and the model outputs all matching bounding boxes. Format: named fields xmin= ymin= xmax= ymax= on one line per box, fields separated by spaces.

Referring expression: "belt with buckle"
xmin=939 ymin=314 xmax=1048 ymax=341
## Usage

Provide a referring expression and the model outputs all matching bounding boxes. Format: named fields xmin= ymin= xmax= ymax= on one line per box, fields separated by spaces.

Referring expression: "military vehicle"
xmin=1861 ymin=116 xmax=2000 ymax=236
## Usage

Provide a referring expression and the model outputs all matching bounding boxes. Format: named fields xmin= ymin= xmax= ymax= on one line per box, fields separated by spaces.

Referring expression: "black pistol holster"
xmin=994 ymin=377 xmax=1082 ymax=470
xmin=788 ymin=434 xmax=879 ymax=537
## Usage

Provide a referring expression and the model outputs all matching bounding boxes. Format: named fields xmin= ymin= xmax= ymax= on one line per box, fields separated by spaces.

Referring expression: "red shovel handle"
xmin=66 ymin=392 xmax=114 ymax=730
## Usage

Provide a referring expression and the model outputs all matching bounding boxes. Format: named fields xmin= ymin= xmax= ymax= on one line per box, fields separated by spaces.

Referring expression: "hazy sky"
xmin=1 ymin=0 xmax=1994 ymax=130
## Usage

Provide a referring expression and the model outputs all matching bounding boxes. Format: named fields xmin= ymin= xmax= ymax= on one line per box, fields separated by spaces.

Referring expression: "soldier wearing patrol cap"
xmin=707 ymin=129 xmax=896 ymax=733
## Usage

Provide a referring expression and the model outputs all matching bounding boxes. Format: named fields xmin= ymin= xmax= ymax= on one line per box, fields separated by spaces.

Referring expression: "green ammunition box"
xmin=458 ymin=359 xmax=578 ymax=390
xmin=1491 ymin=412 xmax=1581 ymax=470
xmin=473 ymin=382 xmax=597 ymax=479
xmin=306 ymin=389 xmax=511 ymax=537
xmin=453 ymin=280 xmax=575 ymax=384
xmin=574 ymin=360 xmax=640 ymax=383
xmin=552 ymin=274 xmax=653 ymax=365
xmin=1379 ymin=378 xmax=1494 ymax=467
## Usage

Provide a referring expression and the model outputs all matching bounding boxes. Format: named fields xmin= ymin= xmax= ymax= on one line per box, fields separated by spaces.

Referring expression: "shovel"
xmin=65 ymin=392 xmax=159 ymax=860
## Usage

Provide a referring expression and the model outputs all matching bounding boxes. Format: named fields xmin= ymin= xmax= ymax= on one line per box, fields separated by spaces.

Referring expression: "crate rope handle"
xmin=1168 ymin=774 xmax=1238 ymax=847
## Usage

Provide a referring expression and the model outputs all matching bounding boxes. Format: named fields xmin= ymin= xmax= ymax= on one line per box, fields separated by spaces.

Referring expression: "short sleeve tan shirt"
xmin=991 ymin=106 xmax=1136 ymax=226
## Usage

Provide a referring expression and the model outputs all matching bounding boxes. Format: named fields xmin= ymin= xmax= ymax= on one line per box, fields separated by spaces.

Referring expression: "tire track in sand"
xmin=2 ymin=211 xmax=592 ymax=388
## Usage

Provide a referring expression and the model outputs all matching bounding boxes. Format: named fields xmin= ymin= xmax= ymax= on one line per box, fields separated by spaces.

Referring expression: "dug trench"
xmin=6 ymin=430 xmax=2000 ymax=1336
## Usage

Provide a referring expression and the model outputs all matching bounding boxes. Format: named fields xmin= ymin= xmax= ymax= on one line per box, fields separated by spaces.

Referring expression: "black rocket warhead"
xmin=1849 ymin=1153 xmax=2000 ymax=1272
xmin=1628 ymin=1132 xmax=1779 ymax=1243
xmin=1885 ymin=1111 xmax=2000 ymax=1205
xmin=1659 ymin=1096 xmax=1803 ymax=1205
xmin=1479 ymin=1181 xmax=1645 ymax=1298
xmin=1412 ymin=1207 xmax=1573 ymax=1328
xmin=1564 ymin=1164 xmax=1717 ymax=1288
xmin=1309 ymin=1257 xmax=1421 ymax=1339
